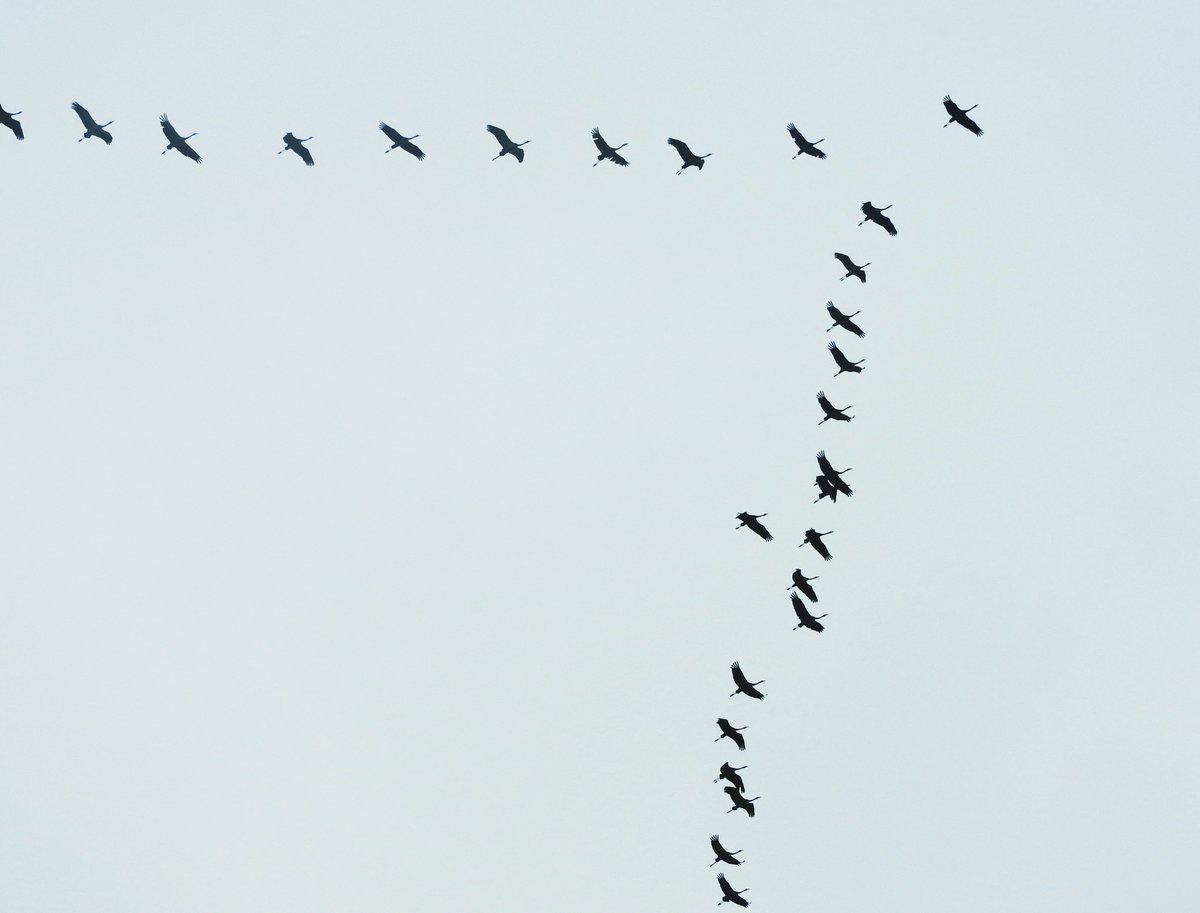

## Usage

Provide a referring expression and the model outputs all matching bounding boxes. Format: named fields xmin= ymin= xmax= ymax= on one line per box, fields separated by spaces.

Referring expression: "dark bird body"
xmin=828 ymin=340 xmax=864 ymax=376
xmin=835 ymin=252 xmax=870 ymax=283
xmin=1 ymin=105 xmax=25 ymax=140
xmin=725 ymin=786 xmax=760 ymax=818
xmin=280 ymin=132 xmax=314 ymax=166
xmin=715 ymin=718 xmax=747 ymax=751
xmin=487 ymin=124 xmax=529 ymax=162
xmin=735 ymin=512 xmax=772 ymax=542
xmin=591 ymin=127 xmax=628 ymax=166
xmin=860 ymin=202 xmax=897 ymax=235
xmin=379 ymin=122 xmax=424 ymax=159
xmin=786 ymin=123 xmax=825 ymax=159
xmin=799 ymin=529 xmax=834 ymax=561
xmin=826 ymin=301 xmax=866 ymax=338
xmin=790 ymin=592 xmax=827 ymax=633
xmin=159 ymin=115 xmax=201 ymax=162
xmin=71 ymin=102 xmax=112 ymax=144
xmin=817 ymin=451 xmax=853 ymax=497
xmin=943 ymin=96 xmax=983 ymax=135
xmin=710 ymin=835 xmax=743 ymax=867
xmin=814 ymin=475 xmax=839 ymax=504
xmin=817 ymin=391 xmax=853 ymax=424
xmin=729 ymin=662 xmax=766 ymax=700
xmin=714 ymin=762 xmax=747 ymax=794
xmin=667 ymin=137 xmax=710 ymax=174
xmin=718 ymin=873 xmax=750 ymax=907
xmin=788 ymin=569 xmax=819 ymax=602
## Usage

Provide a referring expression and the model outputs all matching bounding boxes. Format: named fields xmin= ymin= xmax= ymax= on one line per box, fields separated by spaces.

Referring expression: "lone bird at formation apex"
xmin=729 ymin=662 xmax=766 ymax=700
xmin=379 ymin=123 xmax=424 ymax=159
xmin=279 ymin=132 xmax=314 ymax=166
xmin=735 ymin=512 xmax=772 ymax=542
xmin=715 ymin=718 xmax=748 ymax=751
xmin=487 ymin=124 xmax=529 ymax=162
xmin=71 ymin=102 xmax=113 ymax=144
xmin=591 ymin=127 xmax=629 ymax=166
xmin=667 ymin=137 xmax=710 ymax=174
xmin=709 ymin=835 xmax=744 ymax=867
xmin=786 ymin=123 xmax=825 ymax=159
xmin=943 ymin=96 xmax=983 ymax=135
xmin=835 ymin=252 xmax=870 ymax=283
xmin=159 ymin=114 xmax=201 ymax=163
xmin=859 ymin=202 xmax=897 ymax=236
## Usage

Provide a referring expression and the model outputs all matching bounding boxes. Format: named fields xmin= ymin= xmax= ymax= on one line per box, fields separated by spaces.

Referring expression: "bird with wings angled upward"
xmin=788 ymin=569 xmax=819 ymax=602
xmin=379 ymin=123 xmax=424 ymax=159
xmin=591 ymin=127 xmax=629 ymax=166
xmin=799 ymin=529 xmax=834 ymax=561
xmin=1 ymin=105 xmax=25 ymax=141
xmin=817 ymin=451 xmax=853 ymax=497
xmin=715 ymin=718 xmax=748 ymax=751
xmin=487 ymin=124 xmax=529 ymax=162
xmin=790 ymin=592 xmax=828 ymax=633
xmin=729 ymin=662 xmax=766 ymax=700
xmin=159 ymin=114 xmax=201 ymax=162
xmin=667 ymin=137 xmax=710 ymax=174
xmin=786 ymin=123 xmax=825 ymax=159
xmin=943 ymin=96 xmax=983 ymax=135
xmin=735 ymin=512 xmax=772 ymax=541
xmin=718 ymin=873 xmax=750 ymax=907
xmin=71 ymin=102 xmax=113 ymax=144
xmin=826 ymin=301 xmax=866 ymax=338
xmin=714 ymin=762 xmax=747 ymax=793
xmin=828 ymin=340 xmax=864 ymax=376
xmin=860 ymin=202 xmax=897 ymax=235
xmin=834 ymin=252 xmax=870 ymax=283
xmin=710 ymin=835 xmax=744 ymax=867
xmin=817 ymin=391 xmax=853 ymax=424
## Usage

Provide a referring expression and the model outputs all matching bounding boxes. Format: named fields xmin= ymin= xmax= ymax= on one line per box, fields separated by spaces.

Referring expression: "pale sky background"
xmin=2 ymin=2 xmax=1198 ymax=911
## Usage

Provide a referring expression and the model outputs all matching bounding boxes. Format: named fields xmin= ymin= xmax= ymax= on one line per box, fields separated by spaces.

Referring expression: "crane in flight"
xmin=814 ymin=475 xmax=839 ymax=504
xmin=835 ymin=252 xmax=870 ymax=283
xmin=379 ymin=123 xmax=424 ymax=159
xmin=709 ymin=835 xmax=744 ymax=867
xmin=817 ymin=451 xmax=853 ymax=497
xmin=714 ymin=762 xmax=747 ymax=793
xmin=715 ymin=718 xmax=748 ymax=751
xmin=859 ymin=202 xmax=897 ymax=236
xmin=790 ymin=592 xmax=828 ymax=633
xmin=786 ymin=123 xmax=825 ymax=159
xmin=667 ymin=137 xmax=710 ymax=174
xmin=71 ymin=102 xmax=113 ymax=144
xmin=788 ymin=569 xmax=819 ymax=602
xmin=159 ymin=114 xmax=201 ymax=162
xmin=487 ymin=124 xmax=529 ymax=162
xmin=279 ymin=132 xmax=314 ymax=166
xmin=724 ymin=786 xmax=760 ymax=818
xmin=828 ymin=340 xmax=865 ymax=376
xmin=799 ymin=529 xmax=834 ymax=561
xmin=735 ymin=512 xmax=772 ymax=542
xmin=717 ymin=873 xmax=750 ymax=907
xmin=943 ymin=96 xmax=983 ymax=135
xmin=826 ymin=301 xmax=866 ymax=338
xmin=817 ymin=391 xmax=853 ymax=424
xmin=729 ymin=662 xmax=766 ymax=700
xmin=591 ymin=127 xmax=629 ymax=166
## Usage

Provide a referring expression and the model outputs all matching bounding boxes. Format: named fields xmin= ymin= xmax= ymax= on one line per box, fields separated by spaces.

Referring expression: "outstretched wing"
xmin=787 ymin=122 xmax=801 ymax=142
xmin=159 ymin=114 xmax=179 ymax=143
xmin=591 ymin=127 xmax=607 ymax=153
xmin=876 ymin=213 xmax=898 ymax=235
xmin=834 ymin=252 xmax=852 ymax=270
xmin=177 ymin=139 xmax=202 ymax=164
xmin=487 ymin=124 xmax=512 ymax=146
xmin=379 ymin=122 xmax=401 ymax=144
xmin=959 ymin=112 xmax=983 ymax=135
xmin=667 ymin=137 xmax=692 ymax=159
xmin=72 ymin=102 xmax=96 ymax=130
xmin=610 ymin=149 xmax=629 ymax=167
xmin=817 ymin=392 xmax=834 ymax=414
xmin=730 ymin=662 xmax=748 ymax=690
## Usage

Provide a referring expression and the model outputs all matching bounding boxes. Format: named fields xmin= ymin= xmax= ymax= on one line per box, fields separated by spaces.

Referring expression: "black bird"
xmin=715 ymin=718 xmax=747 ymax=751
xmin=943 ymin=96 xmax=983 ymax=136
xmin=724 ymin=786 xmax=761 ymax=818
xmin=1 ymin=105 xmax=25 ymax=141
xmin=709 ymin=835 xmax=743 ymax=868
xmin=828 ymin=340 xmax=864 ymax=376
xmin=817 ymin=451 xmax=853 ymax=497
xmin=729 ymin=662 xmax=766 ymax=700
xmin=159 ymin=114 xmax=201 ymax=163
xmin=717 ymin=873 xmax=750 ymax=907
xmin=799 ymin=529 xmax=834 ymax=561
xmin=860 ymin=202 xmax=897 ymax=236
xmin=379 ymin=123 xmax=424 ymax=159
xmin=788 ymin=569 xmax=819 ymax=602
xmin=790 ymin=592 xmax=828 ymax=633
xmin=714 ymin=762 xmax=747 ymax=794
xmin=817 ymin=391 xmax=853 ymax=424
xmin=735 ymin=512 xmax=772 ymax=542
xmin=814 ymin=475 xmax=839 ymax=504
xmin=591 ymin=127 xmax=628 ymax=167
xmin=667 ymin=137 xmax=710 ymax=174
xmin=487 ymin=124 xmax=529 ymax=162
xmin=71 ymin=102 xmax=112 ymax=144
xmin=826 ymin=301 xmax=866 ymax=338
xmin=835 ymin=252 xmax=870 ymax=283
xmin=279 ymin=132 xmax=314 ymax=166
xmin=786 ymin=123 xmax=825 ymax=160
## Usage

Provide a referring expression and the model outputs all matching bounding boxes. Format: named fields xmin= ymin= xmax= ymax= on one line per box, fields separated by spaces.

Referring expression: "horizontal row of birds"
xmin=0 ymin=96 xmax=983 ymax=170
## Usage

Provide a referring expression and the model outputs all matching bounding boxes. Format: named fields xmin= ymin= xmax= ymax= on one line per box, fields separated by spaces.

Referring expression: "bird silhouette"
xmin=817 ymin=391 xmax=853 ymax=424
xmin=709 ymin=835 xmax=744 ymax=867
xmin=729 ymin=662 xmax=766 ymax=700
xmin=0 ymin=105 xmax=23 ymax=141
xmin=159 ymin=115 xmax=200 ymax=163
xmin=667 ymin=137 xmax=710 ymax=174
xmin=714 ymin=762 xmax=747 ymax=794
xmin=834 ymin=252 xmax=870 ymax=283
xmin=735 ymin=512 xmax=772 ymax=542
xmin=591 ymin=127 xmax=629 ymax=166
xmin=859 ymin=202 xmax=897 ymax=236
xmin=71 ymin=102 xmax=112 ymax=144
xmin=817 ymin=451 xmax=853 ymax=497
xmin=814 ymin=475 xmax=839 ymax=504
xmin=487 ymin=124 xmax=529 ymax=162
xmin=943 ymin=96 xmax=983 ymax=135
xmin=826 ymin=302 xmax=866 ymax=338
xmin=790 ymin=592 xmax=828 ymax=633
xmin=828 ymin=340 xmax=864 ymax=377
xmin=786 ymin=123 xmax=825 ymax=159
xmin=717 ymin=873 xmax=750 ymax=907
xmin=379 ymin=123 xmax=424 ymax=159
xmin=799 ymin=529 xmax=834 ymax=561
xmin=279 ymin=132 xmax=314 ymax=166
xmin=724 ymin=786 xmax=760 ymax=818
xmin=788 ymin=569 xmax=819 ymax=602
xmin=715 ymin=718 xmax=748 ymax=751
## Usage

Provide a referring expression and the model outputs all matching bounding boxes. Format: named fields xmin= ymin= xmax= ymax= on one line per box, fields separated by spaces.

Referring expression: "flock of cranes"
xmin=711 ymin=95 xmax=982 ymax=908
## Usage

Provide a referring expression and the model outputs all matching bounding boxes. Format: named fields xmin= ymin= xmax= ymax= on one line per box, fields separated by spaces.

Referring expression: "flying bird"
xmin=729 ymin=662 xmax=766 ymax=700
xmin=71 ymin=102 xmax=113 ymax=144
xmin=714 ymin=762 xmax=747 ymax=794
xmin=591 ymin=127 xmax=629 ymax=167
xmin=279 ymin=132 xmax=314 ymax=166
xmin=826 ymin=301 xmax=866 ymax=338
xmin=1 ymin=105 xmax=25 ymax=140
xmin=788 ymin=569 xmax=819 ymax=602
xmin=790 ymin=592 xmax=828 ymax=633
xmin=828 ymin=340 xmax=864 ymax=376
xmin=715 ymin=718 xmax=747 ymax=751
xmin=817 ymin=391 xmax=853 ymax=424
xmin=159 ymin=114 xmax=201 ymax=163
xmin=943 ymin=96 xmax=983 ymax=135
xmin=487 ymin=124 xmax=529 ymax=162
xmin=667 ymin=137 xmax=710 ymax=174
xmin=717 ymin=873 xmax=750 ymax=907
xmin=835 ymin=252 xmax=870 ymax=283
xmin=799 ymin=529 xmax=834 ymax=561
xmin=379 ymin=123 xmax=424 ymax=159
xmin=786 ymin=123 xmax=825 ymax=159
xmin=724 ymin=786 xmax=760 ymax=818
xmin=817 ymin=451 xmax=853 ymax=497
xmin=735 ymin=512 xmax=772 ymax=542
xmin=710 ymin=835 xmax=743 ymax=868
xmin=814 ymin=475 xmax=839 ymax=504
xmin=860 ymin=202 xmax=897 ymax=236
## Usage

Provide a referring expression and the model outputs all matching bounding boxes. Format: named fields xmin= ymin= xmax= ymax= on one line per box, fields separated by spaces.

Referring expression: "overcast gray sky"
xmin=2 ymin=2 xmax=1198 ymax=911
